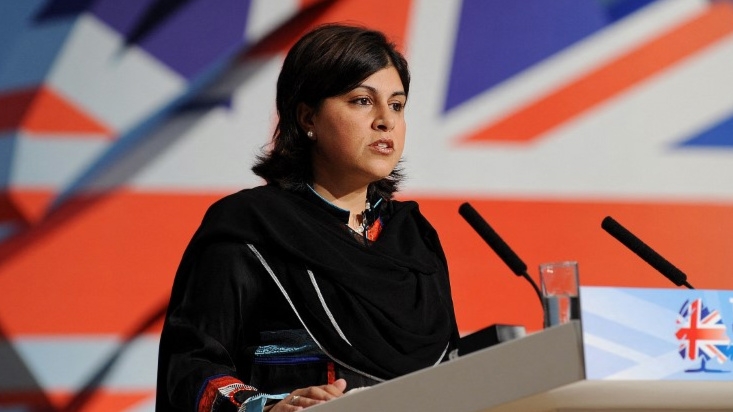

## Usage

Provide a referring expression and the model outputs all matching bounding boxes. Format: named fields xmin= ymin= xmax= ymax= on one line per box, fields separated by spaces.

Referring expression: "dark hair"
xmin=252 ymin=23 xmax=410 ymax=199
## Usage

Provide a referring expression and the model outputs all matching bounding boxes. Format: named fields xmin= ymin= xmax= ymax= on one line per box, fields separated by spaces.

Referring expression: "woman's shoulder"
xmin=196 ymin=185 xmax=305 ymax=236
xmin=207 ymin=185 xmax=285 ymax=214
xmin=385 ymin=198 xmax=420 ymax=216
xmin=216 ymin=184 xmax=276 ymax=203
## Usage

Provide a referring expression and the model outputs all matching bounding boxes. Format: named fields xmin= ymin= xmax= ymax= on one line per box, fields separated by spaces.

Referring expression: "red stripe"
xmin=409 ymin=195 xmax=733 ymax=333
xmin=245 ymin=0 xmax=413 ymax=58
xmin=462 ymin=2 xmax=733 ymax=143
xmin=4 ymin=187 xmax=56 ymax=224
xmin=0 ymin=86 xmax=112 ymax=136
xmin=0 ymin=88 xmax=34 ymax=133
xmin=327 ymin=361 xmax=336 ymax=384
xmin=2 ymin=192 xmax=732 ymax=336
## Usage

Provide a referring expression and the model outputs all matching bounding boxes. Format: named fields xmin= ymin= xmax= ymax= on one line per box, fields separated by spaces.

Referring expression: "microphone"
xmin=601 ymin=216 xmax=693 ymax=289
xmin=458 ymin=202 xmax=543 ymax=306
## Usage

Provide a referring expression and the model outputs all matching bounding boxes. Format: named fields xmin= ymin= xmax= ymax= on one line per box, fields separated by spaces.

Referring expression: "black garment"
xmin=156 ymin=185 xmax=459 ymax=410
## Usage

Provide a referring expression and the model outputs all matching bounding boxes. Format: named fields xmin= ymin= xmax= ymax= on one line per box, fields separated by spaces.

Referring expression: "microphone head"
xmin=459 ymin=202 xmax=527 ymax=276
xmin=601 ymin=216 xmax=616 ymax=231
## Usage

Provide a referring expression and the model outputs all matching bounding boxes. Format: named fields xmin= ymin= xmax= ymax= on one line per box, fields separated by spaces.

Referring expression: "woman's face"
xmin=305 ymin=66 xmax=407 ymax=192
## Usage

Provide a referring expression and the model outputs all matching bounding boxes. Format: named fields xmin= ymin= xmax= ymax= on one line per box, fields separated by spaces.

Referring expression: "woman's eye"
xmin=353 ymin=97 xmax=371 ymax=105
xmin=391 ymin=102 xmax=404 ymax=112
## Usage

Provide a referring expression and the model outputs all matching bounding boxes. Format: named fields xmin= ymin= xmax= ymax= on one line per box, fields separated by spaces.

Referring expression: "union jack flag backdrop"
xmin=1 ymin=0 xmax=732 ymax=409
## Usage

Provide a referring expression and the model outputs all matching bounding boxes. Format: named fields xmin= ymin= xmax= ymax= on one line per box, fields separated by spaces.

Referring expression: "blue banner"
xmin=579 ymin=286 xmax=733 ymax=380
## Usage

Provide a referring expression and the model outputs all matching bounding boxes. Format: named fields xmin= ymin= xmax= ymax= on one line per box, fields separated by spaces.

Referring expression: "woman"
xmin=156 ymin=23 xmax=459 ymax=411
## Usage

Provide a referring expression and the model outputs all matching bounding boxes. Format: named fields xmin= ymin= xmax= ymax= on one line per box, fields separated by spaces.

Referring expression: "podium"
xmin=310 ymin=288 xmax=733 ymax=411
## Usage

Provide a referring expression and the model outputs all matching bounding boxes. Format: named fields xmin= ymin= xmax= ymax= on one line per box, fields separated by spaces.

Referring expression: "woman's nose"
xmin=372 ymin=107 xmax=395 ymax=132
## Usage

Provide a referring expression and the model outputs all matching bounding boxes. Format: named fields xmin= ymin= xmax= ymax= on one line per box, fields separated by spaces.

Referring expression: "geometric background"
xmin=2 ymin=0 xmax=733 ymax=409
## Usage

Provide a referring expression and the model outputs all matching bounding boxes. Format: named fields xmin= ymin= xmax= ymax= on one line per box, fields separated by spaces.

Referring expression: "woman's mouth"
xmin=370 ymin=139 xmax=394 ymax=154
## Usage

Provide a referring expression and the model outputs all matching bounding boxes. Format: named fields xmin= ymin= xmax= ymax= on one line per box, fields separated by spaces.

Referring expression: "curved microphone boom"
xmin=458 ymin=202 xmax=543 ymax=307
xmin=601 ymin=216 xmax=693 ymax=289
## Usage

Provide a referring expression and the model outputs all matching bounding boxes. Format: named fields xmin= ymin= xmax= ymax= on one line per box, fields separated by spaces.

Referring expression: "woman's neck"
xmin=311 ymin=183 xmax=369 ymax=229
xmin=311 ymin=183 xmax=368 ymax=212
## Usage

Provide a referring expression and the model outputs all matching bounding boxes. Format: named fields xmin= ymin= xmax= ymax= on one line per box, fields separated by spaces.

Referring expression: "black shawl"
xmin=159 ymin=184 xmax=458 ymax=387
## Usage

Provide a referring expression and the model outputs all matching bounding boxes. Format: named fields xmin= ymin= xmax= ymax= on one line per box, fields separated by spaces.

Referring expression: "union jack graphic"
xmin=675 ymin=298 xmax=731 ymax=364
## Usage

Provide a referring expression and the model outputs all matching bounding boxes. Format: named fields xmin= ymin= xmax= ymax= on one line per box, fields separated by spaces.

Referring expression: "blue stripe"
xmin=679 ymin=113 xmax=733 ymax=148
xmin=445 ymin=0 xmax=608 ymax=111
xmin=253 ymin=355 xmax=328 ymax=365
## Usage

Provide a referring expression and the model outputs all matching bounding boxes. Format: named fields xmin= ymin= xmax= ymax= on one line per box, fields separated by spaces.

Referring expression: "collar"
xmin=302 ymin=185 xmax=384 ymax=225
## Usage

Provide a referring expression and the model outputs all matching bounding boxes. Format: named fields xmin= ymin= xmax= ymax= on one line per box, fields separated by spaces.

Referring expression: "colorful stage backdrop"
xmin=1 ymin=0 xmax=732 ymax=409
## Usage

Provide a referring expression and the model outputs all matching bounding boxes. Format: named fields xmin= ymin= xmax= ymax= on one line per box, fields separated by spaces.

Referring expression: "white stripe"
xmin=245 ymin=0 xmax=299 ymax=43
xmin=584 ymin=333 xmax=652 ymax=363
xmin=246 ymin=244 xmax=385 ymax=382
xmin=408 ymin=0 xmax=708 ymax=142
xmin=126 ymin=56 xmax=280 ymax=191
xmin=50 ymin=14 xmax=184 ymax=132
xmin=11 ymin=334 xmax=158 ymax=391
xmin=9 ymin=133 xmax=109 ymax=187
xmin=605 ymin=350 xmax=690 ymax=380
xmin=434 ymin=343 xmax=450 ymax=367
xmin=581 ymin=288 xmax=681 ymax=344
xmin=307 ymin=270 xmax=352 ymax=346
xmin=219 ymin=382 xmax=247 ymax=396
xmin=406 ymin=31 xmax=733 ymax=199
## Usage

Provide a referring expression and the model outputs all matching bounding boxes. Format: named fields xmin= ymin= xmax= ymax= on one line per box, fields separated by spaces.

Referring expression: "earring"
xmin=307 ymin=130 xmax=314 ymax=139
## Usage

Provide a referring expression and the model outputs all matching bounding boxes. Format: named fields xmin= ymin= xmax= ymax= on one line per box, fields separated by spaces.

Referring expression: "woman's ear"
xmin=296 ymin=102 xmax=316 ymax=139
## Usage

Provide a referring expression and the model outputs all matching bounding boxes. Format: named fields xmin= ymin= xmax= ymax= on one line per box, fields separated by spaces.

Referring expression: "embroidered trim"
xmin=253 ymin=329 xmax=328 ymax=365
xmin=366 ymin=217 xmax=383 ymax=241
xmin=254 ymin=329 xmax=325 ymax=357
xmin=197 ymin=375 xmax=257 ymax=412
xmin=254 ymin=355 xmax=326 ymax=365
xmin=308 ymin=269 xmax=352 ymax=346
xmin=327 ymin=361 xmax=336 ymax=384
xmin=239 ymin=392 xmax=288 ymax=412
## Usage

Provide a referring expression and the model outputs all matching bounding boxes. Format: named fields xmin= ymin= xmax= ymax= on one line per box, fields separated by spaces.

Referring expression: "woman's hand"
xmin=267 ymin=379 xmax=347 ymax=411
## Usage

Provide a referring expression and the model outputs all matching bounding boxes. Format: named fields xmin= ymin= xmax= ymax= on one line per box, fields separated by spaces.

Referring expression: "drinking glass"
xmin=540 ymin=261 xmax=580 ymax=328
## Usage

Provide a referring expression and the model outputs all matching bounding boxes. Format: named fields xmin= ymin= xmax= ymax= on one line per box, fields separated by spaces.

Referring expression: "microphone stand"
xmin=459 ymin=202 xmax=546 ymax=328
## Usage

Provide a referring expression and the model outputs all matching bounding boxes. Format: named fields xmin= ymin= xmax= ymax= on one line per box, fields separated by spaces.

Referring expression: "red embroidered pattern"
xmin=198 ymin=376 xmax=258 ymax=412
xmin=366 ymin=218 xmax=383 ymax=241
xmin=327 ymin=361 xmax=336 ymax=384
